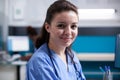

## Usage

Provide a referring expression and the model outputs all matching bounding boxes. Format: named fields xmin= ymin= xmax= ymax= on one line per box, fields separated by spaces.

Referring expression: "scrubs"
xmin=26 ymin=43 xmax=86 ymax=80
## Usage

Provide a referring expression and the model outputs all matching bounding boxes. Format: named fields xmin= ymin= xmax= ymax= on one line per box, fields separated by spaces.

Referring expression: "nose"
xmin=64 ymin=26 xmax=71 ymax=35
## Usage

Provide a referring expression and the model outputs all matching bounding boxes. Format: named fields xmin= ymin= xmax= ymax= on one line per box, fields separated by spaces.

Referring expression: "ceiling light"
xmin=78 ymin=9 xmax=116 ymax=20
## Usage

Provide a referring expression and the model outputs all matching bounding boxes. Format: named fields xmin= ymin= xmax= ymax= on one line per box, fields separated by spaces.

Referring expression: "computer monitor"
xmin=115 ymin=34 xmax=120 ymax=68
xmin=7 ymin=36 xmax=29 ymax=52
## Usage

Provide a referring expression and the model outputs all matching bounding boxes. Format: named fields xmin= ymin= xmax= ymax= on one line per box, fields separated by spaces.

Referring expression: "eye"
xmin=71 ymin=24 xmax=78 ymax=30
xmin=57 ymin=24 xmax=65 ymax=29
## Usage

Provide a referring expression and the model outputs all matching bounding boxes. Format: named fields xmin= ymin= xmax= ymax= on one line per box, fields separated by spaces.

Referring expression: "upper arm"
xmin=26 ymin=56 xmax=58 ymax=80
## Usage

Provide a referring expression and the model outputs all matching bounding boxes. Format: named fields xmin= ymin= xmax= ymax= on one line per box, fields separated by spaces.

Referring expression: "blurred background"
xmin=0 ymin=0 xmax=120 ymax=80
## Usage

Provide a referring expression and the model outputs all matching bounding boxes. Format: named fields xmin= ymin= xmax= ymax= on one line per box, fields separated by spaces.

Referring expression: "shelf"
xmin=76 ymin=53 xmax=114 ymax=61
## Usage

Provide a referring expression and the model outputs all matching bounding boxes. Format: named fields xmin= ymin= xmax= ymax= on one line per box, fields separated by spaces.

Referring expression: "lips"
xmin=60 ymin=37 xmax=72 ymax=42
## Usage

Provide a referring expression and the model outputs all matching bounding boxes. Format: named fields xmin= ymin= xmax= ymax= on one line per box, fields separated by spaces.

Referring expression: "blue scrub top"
xmin=26 ymin=43 xmax=86 ymax=80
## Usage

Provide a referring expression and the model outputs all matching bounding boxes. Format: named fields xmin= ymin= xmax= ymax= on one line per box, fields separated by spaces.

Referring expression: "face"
xmin=45 ymin=11 xmax=78 ymax=48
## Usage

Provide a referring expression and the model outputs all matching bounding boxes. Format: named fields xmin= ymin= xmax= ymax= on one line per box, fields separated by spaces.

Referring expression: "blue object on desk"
xmin=101 ymin=66 xmax=113 ymax=80
xmin=99 ymin=66 xmax=105 ymax=73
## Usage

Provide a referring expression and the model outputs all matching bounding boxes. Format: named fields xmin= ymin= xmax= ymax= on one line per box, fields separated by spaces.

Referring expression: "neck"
xmin=48 ymin=42 xmax=66 ymax=55
xmin=48 ymin=42 xmax=67 ymax=64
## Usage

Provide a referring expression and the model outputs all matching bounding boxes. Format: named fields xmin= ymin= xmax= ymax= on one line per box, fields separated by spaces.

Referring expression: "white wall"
xmin=8 ymin=0 xmax=56 ymax=27
xmin=7 ymin=0 xmax=120 ymax=27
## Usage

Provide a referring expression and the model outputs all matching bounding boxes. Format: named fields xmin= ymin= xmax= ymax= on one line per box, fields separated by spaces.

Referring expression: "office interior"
xmin=0 ymin=0 xmax=120 ymax=80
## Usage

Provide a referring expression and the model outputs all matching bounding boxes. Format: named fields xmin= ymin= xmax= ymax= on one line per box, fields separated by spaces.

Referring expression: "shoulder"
xmin=27 ymin=43 xmax=51 ymax=67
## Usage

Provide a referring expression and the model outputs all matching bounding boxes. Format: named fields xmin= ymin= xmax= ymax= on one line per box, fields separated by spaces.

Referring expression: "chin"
xmin=62 ymin=42 xmax=71 ymax=47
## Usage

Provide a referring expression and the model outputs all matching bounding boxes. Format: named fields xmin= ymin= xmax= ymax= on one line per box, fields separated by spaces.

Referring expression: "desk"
xmin=0 ymin=61 xmax=27 ymax=80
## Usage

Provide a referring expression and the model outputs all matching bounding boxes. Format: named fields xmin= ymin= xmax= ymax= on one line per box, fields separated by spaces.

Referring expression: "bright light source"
xmin=78 ymin=9 xmax=116 ymax=20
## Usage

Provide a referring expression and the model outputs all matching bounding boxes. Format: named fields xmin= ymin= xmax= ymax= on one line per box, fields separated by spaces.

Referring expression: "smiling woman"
xmin=45 ymin=11 xmax=78 ymax=49
xmin=26 ymin=0 xmax=86 ymax=80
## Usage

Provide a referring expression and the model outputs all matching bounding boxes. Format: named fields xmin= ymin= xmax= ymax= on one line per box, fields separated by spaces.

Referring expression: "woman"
xmin=26 ymin=0 xmax=86 ymax=80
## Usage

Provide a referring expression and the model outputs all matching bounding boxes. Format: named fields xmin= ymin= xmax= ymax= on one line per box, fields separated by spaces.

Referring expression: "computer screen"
xmin=115 ymin=34 xmax=120 ymax=68
xmin=7 ymin=36 xmax=29 ymax=52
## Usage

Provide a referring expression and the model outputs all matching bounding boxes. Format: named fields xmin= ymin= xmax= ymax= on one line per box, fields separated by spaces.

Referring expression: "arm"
xmin=26 ymin=56 xmax=58 ymax=80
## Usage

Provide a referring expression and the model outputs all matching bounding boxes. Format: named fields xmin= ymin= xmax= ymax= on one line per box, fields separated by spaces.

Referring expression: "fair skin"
xmin=45 ymin=11 xmax=78 ymax=65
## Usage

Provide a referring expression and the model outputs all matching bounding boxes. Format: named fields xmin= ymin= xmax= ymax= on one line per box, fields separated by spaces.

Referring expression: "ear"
xmin=45 ymin=22 xmax=50 ymax=33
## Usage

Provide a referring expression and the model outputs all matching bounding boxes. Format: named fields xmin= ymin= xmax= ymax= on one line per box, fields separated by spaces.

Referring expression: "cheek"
xmin=54 ymin=29 xmax=64 ymax=35
xmin=51 ymin=28 xmax=63 ymax=37
xmin=73 ymin=30 xmax=78 ymax=36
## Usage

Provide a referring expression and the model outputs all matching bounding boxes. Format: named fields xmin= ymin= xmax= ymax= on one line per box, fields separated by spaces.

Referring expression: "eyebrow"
xmin=57 ymin=22 xmax=78 ymax=24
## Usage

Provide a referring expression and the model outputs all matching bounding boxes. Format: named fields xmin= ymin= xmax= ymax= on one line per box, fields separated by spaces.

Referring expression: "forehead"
xmin=52 ymin=11 xmax=78 ymax=23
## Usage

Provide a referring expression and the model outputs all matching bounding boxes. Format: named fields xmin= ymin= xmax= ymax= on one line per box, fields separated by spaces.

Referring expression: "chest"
xmin=53 ymin=56 xmax=77 ymax=80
